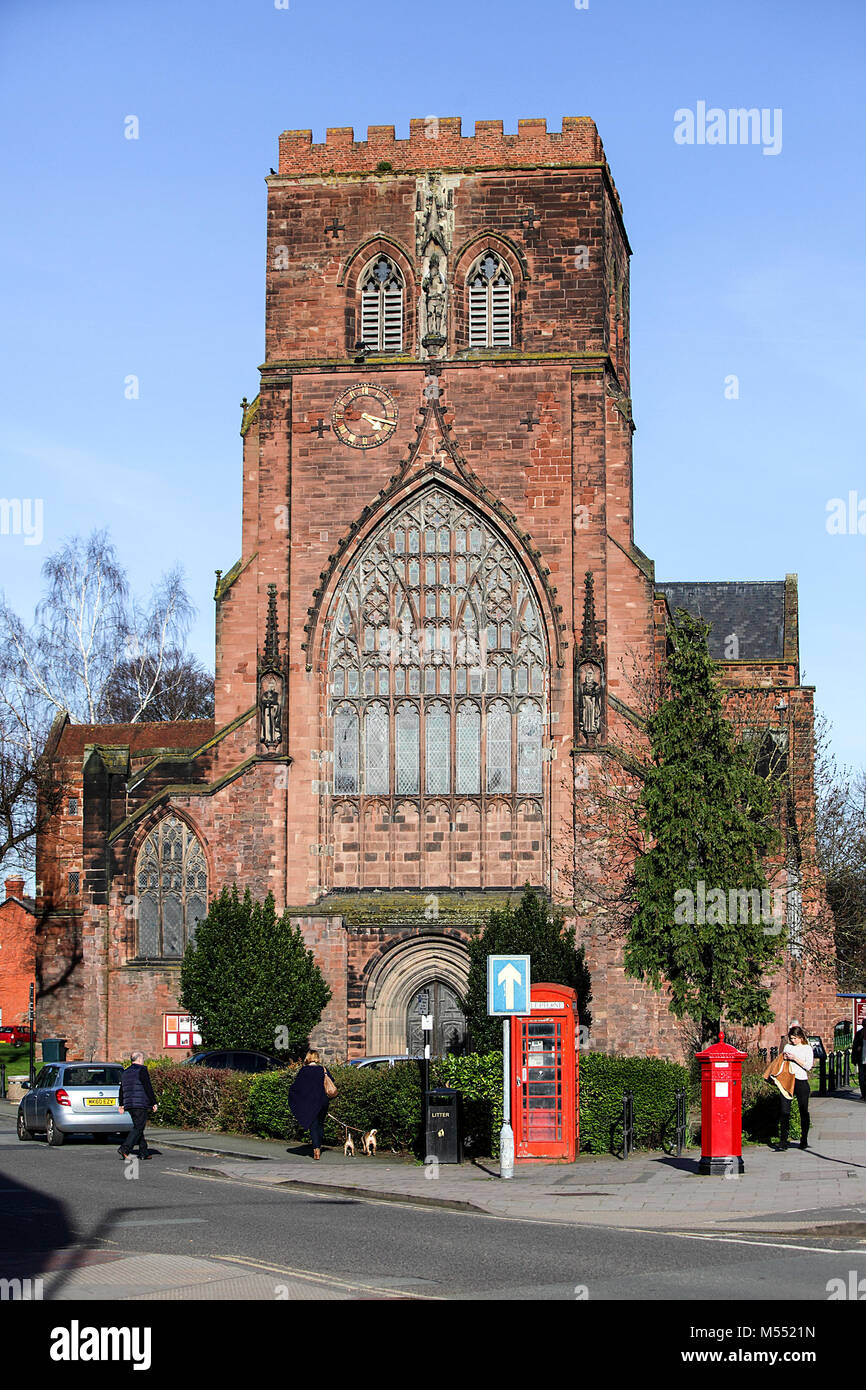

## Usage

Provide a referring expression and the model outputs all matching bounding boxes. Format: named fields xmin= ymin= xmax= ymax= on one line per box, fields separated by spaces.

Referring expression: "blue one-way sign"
xmin=487 ymin=955 xmax=531 ymax=1015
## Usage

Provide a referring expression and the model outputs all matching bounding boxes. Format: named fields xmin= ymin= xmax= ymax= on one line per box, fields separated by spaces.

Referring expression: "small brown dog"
xmin=343 ymin=1133 xmax=355 ymax=1157
xmin=361 ymin=1128 xmax=378 ymax=1156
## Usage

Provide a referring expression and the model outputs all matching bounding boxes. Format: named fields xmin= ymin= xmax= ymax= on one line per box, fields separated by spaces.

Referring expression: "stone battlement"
xmin=277 ymin=116 xmax=612 ymax=184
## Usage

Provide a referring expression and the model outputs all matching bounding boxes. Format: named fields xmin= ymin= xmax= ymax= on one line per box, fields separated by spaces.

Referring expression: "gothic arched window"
xmin=327 ymin=487 xmax=547 ymax=808
xmin=468 ymin=251 xmax=513 ymax=348
xmin=135 ymin=815 xmax=208 ymax=959
xmin=360 ymin=255 xmax=404 ymax=352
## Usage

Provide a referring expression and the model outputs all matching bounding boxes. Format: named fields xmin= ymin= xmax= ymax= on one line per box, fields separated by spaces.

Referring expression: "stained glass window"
xmin=135 ymin=815 xmax=208 ymax=959
xmin=327 ymin=486 xmax=548 ymax=808
xmin=396 ymin=703 xmax=420 ymax=794
xmin=486 ymin=700 xmax=511 ymax=794
xmin=364 ymin=703 xmax=389 ymax=795
xmin=517 ymin=700 xmax=543 ymax=794
xmin=334 ymin=705 xmax=359 ymax=794
xmin=426 ymin=701 xmax=450 ymax=795
xmin=456 ymin=702 xmax=481 ymax=794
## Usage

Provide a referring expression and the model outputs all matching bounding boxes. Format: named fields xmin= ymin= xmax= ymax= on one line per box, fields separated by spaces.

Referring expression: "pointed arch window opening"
xmin=135 ymin=815 xmax=208 ymax=960
xmin=468 ymin=250 xmax=513 ymax=348
xmin=327 ymin=488 xmax=547 ymax=804
xmin=359 ymin=255 xmax=404 ymax=353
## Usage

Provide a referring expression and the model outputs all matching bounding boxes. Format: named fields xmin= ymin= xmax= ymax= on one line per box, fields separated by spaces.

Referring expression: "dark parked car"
xmin=182 ymin=1050 xmax=283 ymax=1072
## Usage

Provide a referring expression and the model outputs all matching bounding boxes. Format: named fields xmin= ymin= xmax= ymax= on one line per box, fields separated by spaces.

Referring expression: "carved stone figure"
xmin=260 ymin=686 xmax=282 ymax=747
xmin=579 ymin=667 xmax=602 ymax=741
xmin=422 ymin=254 xmax=447 ymax=341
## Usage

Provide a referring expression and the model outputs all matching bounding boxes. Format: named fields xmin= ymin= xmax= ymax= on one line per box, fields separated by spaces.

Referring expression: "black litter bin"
xmin=425 ymin=1087 xmax=462 ymax=1164
xmin=41 ymin=1038 xmax=67 ymax=1063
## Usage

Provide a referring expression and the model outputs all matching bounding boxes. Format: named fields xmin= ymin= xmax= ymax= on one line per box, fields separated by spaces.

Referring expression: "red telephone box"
xmin=509 ymin=983 xmax=578 ymax=1162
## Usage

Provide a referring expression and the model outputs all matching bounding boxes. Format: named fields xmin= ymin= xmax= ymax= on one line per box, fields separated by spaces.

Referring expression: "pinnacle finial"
xmin=264 ymin=583 xmax=280 ymax=663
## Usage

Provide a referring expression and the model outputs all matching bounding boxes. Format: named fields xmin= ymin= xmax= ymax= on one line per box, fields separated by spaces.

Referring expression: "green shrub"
xmin=324 ymin=1064 xmax=424 ymax=1152
xmin=434 ymin=1052 xmax=503 ymax=1157
xmin=247 ymin=1068 xmax=301 ymax=1140
xmin=144 ymin=1052 xmax=698 ymax=1157
xmin=149 ymin=1064 xmax=227 ymax=1130
xmin=217 ymin=1071 xmax=254 ymax=1135
xmin=578 ymin=1052 xmax=690 ymax=1154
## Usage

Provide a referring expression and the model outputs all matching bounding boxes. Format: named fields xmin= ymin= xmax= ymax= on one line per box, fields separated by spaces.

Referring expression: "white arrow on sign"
xmin=497 ymin=963 xmax=524 ymax=1010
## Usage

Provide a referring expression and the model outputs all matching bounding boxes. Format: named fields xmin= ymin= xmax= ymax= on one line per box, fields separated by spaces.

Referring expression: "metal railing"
xmin=622 ymin=1089 xmax=636 ymax=1156
xmin=675 ymin=1087 xmax=687 ymax=1155
xmin=827 ymin=1050 xmax=851 ymax=1092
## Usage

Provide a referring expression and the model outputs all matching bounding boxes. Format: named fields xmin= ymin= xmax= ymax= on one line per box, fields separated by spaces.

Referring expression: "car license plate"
xmin=84 ymin=1099 xmax=115 ymax=1106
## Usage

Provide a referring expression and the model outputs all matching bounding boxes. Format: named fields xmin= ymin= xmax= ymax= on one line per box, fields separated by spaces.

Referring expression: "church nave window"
xmin=135 ymin=815 xmax=208 ymax=959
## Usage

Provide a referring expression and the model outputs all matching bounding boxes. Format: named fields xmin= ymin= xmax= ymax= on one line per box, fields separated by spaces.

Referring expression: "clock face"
xmin=332 ymin=384 xmax=398 ymax=449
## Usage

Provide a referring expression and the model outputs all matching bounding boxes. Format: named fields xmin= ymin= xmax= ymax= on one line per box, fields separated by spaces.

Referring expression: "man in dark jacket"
xmin=118 ymin=1051 xmax=158 ymax=1159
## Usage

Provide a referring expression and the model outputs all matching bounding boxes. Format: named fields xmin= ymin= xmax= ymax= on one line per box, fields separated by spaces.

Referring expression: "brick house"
xmin=0 ymin=877 xmax=36 ymax=1031
xmin=34 ymin=117 xmax=837 ymax=1062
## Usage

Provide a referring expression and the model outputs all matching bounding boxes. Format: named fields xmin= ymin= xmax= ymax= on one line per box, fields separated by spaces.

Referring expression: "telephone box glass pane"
xmin=520 ymin=1020 xmax=563 ymax=1142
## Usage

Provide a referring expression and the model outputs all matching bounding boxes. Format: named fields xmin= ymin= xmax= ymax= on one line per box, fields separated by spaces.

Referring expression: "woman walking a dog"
xmin=288 ymin=1050 xmax=337 ymax=1160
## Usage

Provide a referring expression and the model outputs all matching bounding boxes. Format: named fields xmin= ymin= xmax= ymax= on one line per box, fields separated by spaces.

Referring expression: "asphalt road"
xmin=3 ymin=1114 xmax=866 ymax=1303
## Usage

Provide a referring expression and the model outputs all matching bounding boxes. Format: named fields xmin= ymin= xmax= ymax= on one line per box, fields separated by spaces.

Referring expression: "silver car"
xmin=16 ymin=1062 xmax=133 ymax=1146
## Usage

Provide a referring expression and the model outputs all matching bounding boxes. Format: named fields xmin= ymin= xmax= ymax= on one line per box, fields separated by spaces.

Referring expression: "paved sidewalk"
xmin=151 ymin=1090 xmax=866 ymax=1235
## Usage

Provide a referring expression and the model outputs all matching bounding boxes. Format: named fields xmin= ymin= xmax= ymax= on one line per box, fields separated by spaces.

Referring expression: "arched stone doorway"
xmin=364 ymin=935 xmax=470 ymax=1057
xmin=406 ymin=981 xmax=466 ymax=1056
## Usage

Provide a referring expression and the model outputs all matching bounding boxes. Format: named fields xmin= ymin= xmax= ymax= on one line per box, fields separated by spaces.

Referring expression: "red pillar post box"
xmin=509 ymin=983 xmax=578 ymax=1162
xmin=695 ymin=1032 xmax=747 ymax=1175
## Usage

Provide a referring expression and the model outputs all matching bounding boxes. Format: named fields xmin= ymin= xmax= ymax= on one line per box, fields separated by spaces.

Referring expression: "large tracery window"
xmin=327 ymin=488 xmax=546 ymax=804
xmin=360 ymin=255 xmax=404 ymax=352
xmin=135 ymin=815 xmax=208 ymax=958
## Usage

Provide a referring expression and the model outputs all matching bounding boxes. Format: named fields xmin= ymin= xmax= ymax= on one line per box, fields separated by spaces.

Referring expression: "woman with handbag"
xmin=288 ymin=1050 xmax=338 ymax=1160
xmin=779 ymin=1026 xmax=814 ymax=1151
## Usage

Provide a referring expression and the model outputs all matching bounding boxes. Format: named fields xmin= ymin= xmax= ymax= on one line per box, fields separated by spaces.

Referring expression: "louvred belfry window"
xmin=135 ymin=815 xmax=208 ymax=959
xmin=468 ymin=251 xmax=513 ymax=348
xmin=360 ymin=255 xmax=404 ymax=352
xmin=327 ymin=487 xmax=546 ymax=805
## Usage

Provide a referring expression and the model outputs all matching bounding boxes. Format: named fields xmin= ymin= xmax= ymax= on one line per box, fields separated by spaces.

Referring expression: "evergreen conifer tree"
xmin=463 ymin=887 xmax=592 ymax=1053
xmin=624 ymin=611 xmax=783 ymax=1040
xmin=180 ymin=885 xmax=331 ymax=1057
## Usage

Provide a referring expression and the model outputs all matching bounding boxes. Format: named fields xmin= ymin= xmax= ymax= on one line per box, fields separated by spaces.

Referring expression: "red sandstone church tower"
xmin=34 ymin=118 xmax=837 ymax=1062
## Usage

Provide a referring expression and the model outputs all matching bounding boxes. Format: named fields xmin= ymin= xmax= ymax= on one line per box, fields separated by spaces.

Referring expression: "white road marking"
xmin=116 ymin=1218 xmax=207 ymax=1227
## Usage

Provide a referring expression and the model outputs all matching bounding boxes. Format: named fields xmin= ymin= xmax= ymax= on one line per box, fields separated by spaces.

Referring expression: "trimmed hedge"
xmin=435 ymin=1052 xmax=503 ymax=1156
xmin=147 ymin=1050 xmax=805 ymax=1155
xmin=147 ymin=1051 xmax=698 ymax=1156
xmin=579 ymin=1052 xmax=690 ymax=1154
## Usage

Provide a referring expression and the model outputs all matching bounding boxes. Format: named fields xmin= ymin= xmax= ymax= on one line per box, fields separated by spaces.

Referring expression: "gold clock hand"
xmin=360 ymin=412 xmax=391 ymax=428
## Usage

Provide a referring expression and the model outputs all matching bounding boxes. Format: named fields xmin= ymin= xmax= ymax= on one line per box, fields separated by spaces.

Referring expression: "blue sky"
xmin=1 ymin=0 xmax=864 ymax=769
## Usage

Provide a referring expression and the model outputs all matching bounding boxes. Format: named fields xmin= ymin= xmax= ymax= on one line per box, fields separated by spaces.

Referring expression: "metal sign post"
xmin=421 ymin=1012 xmax=433 ymax=1097
xmin=486 ymin=955 xmax=530 ymax=1180
xmin=501 ymin=1019 xmax=514 ymax=1179
xmin=28 ymin=982 xmax=35 ymax=1087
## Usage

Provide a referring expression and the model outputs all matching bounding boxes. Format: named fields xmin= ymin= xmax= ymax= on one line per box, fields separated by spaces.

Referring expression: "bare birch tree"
xmin=0 ymin=530 xmax=214 ymax=876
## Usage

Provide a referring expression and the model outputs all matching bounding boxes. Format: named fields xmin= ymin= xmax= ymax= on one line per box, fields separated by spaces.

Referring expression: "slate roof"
xmin=656 ymin=581 xmax=787 ymax=661
xmin=56 ymin=720 xmax=215 ymax=757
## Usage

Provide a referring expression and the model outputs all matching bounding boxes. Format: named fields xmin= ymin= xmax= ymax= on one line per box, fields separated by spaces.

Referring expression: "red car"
xmin=0 ymin=1025 xmax=33 ymax=1045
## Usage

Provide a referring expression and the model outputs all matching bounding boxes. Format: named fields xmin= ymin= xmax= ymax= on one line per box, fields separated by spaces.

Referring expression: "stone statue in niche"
xmin=259 ymin=678 xmax=284 ymax=749
xmin=578 ymin=663 xmax=603 ymax=743
xmin=422 ymin=253 xmax=447 ymax=343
